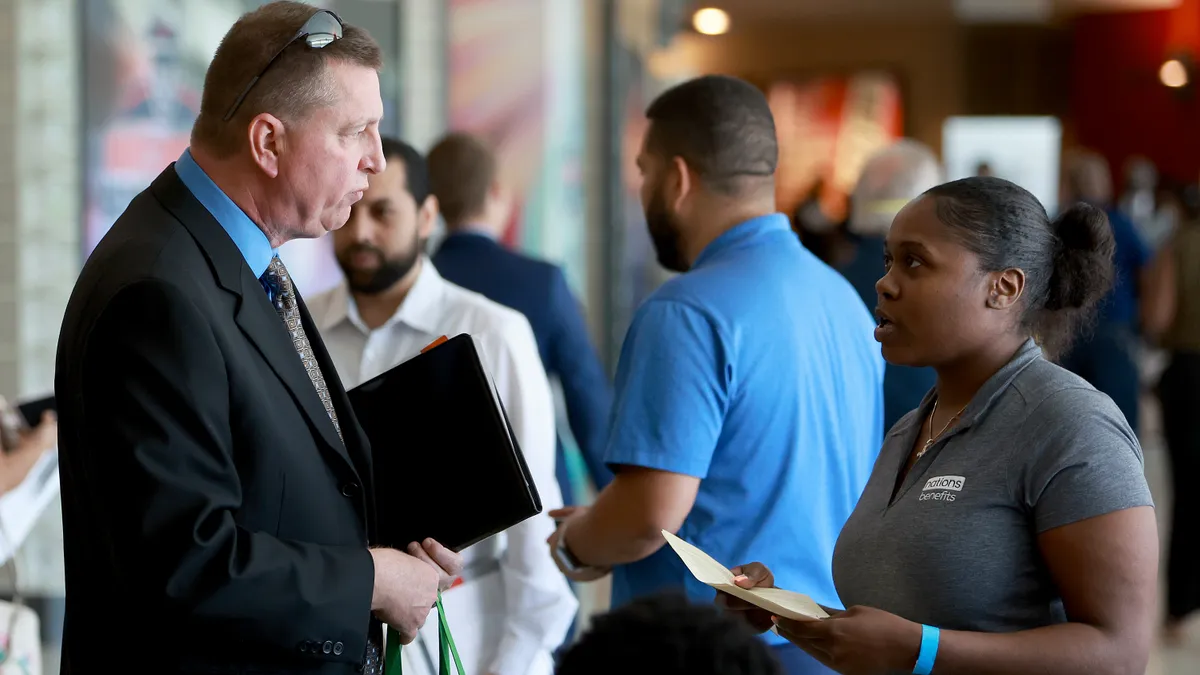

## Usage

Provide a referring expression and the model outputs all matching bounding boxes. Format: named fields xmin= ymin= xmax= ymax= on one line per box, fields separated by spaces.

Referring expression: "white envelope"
xmin=661 ymin=530 xmax=829 ymax=622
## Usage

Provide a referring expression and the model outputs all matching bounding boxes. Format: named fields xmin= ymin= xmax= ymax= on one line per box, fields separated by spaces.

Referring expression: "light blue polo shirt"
xmin=605 ymin=214 xmax=884 ymax=646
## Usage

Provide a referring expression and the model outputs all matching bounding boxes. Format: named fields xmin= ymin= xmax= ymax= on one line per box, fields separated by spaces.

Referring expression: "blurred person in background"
xmin=1057 ymin=149 xmax=1149 ymax=435
xmin=555 ymin=593 xmax=782 ymax=675
xmin=792 ymin=177 xmax=851 ymax=267
xmin=1119 ymin=156 xmax=1177 ymax=251
xmin=1119 ymin=157 xmax=1157 ymax=235
xmin=0 ymin=397 xmax=60 ymax=580
xmin=548 ymin=75 xmax=883 ymax=675
xmin=428 ymin=132 xmax=614 ymax=504
xmin=0 ymin=399 xmax=55 ymax=498
xmin=0 ymin=397 xmax=58 ymax=675
xmin=1142 ymin=180 xmax=1200 ymax=646
xmin=836 ymin=139 xmax=943 ymax=430
xmin=1153 ymin=179 xmax=1184 ymax=249
xmin=309 ymin=137 xmax=576 ymax=675
xmin=727 ymin=177 xmax=1157 ymax=675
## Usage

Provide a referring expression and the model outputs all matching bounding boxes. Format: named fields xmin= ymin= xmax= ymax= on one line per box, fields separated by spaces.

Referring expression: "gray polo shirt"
xmin=832 ymin=339 xmax=1153 ymax=637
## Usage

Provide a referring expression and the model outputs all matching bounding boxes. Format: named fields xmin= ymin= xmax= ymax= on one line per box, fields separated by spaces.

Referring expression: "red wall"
xmin=1071 ymin=3 xmax=1200 ymax=186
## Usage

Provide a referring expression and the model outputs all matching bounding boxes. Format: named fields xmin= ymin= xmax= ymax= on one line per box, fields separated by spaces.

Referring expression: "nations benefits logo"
xmin=919 ymin=475 xmax=965 ymax=503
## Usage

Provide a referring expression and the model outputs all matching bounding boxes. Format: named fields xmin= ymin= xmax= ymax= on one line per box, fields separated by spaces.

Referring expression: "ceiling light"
xmin=692 ymin=8 xmax=730 ymax=36
xmin=1160 ymin=59 xmax=1189 ymax=88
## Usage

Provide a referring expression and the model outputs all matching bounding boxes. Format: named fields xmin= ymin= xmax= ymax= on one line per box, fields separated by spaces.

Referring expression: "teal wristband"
xmin=913 ymin=624 xmax=939 ymax=675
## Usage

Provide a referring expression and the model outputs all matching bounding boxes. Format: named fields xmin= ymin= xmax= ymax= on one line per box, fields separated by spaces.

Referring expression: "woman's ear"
xmin=988 ymin=268 xmax=1026 ymax=310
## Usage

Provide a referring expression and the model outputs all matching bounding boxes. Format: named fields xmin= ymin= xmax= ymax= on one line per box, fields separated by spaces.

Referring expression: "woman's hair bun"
xmin=1045 ymin=202 xmax=1115 ymax=311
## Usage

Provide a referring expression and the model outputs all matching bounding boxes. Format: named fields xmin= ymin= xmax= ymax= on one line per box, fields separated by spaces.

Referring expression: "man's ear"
xmin=418 ymin=195 xmax=440 ymax=240
xmin=669 ymin=156 xmax=693 ymax=212
xmin=247 ymin=113 xmax=287 ymax=178
xmin=988 ymin=268 xmax=1026 ymax=310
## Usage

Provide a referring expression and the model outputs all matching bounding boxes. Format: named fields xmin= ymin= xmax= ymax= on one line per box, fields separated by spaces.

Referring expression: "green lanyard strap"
xmin=384 ymin=591 xmax=465 ymax=675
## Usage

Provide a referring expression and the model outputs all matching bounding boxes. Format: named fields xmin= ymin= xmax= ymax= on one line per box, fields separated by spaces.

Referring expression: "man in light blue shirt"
xmin=548 ymin=75 xmax=884 ymax=675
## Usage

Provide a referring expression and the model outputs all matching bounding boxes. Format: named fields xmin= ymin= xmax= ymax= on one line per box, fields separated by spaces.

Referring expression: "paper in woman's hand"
xmin=661 ymin=530 xmax=829 ymax=622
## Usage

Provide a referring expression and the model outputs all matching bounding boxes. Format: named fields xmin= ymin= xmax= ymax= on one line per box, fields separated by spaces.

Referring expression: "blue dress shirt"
xmin=175 ymin=149 xmax=277 ymax=278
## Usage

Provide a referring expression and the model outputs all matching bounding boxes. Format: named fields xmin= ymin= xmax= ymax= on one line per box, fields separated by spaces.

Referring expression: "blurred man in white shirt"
xmin=307 ymin=138 xmax=576 ymax=675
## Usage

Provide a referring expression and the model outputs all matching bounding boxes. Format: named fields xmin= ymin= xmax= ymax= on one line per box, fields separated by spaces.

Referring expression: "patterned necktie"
xmin=260 ymin=257 xmax=384 ymax=673
xmin=260 ymin=256 xmax=343 ymax=443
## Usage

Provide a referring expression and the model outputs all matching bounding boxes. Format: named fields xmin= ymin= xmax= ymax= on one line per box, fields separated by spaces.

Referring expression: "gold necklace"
xmin=916 ymin=398 xmax=966 ymax=460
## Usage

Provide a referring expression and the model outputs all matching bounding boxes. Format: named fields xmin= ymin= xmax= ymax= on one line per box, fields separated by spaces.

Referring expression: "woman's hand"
xmin=774 ymin=605 xmax=921 ymax=675
xmin=715 ymin=562 xmax=777 ymax=634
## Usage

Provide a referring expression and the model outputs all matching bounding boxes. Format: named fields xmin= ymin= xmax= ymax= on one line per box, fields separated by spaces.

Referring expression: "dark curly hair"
xmin=924 ymin=177 xmax=1115 ymax=358
xmin=556 ymin=593 xmax=783 ymax=675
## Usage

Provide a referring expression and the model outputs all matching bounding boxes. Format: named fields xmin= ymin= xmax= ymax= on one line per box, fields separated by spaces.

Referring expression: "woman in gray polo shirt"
xmin=723 ymin=176 xmax=1157 ymax=675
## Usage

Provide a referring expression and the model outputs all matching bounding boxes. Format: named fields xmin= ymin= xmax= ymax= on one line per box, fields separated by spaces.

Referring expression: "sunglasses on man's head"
xmin=222 ymin=9 xmax=344 ymax=122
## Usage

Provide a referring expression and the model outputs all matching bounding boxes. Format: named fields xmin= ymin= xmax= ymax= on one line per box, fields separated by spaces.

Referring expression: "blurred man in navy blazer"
xmin=427 ymin=132 xmax=613 ymax=505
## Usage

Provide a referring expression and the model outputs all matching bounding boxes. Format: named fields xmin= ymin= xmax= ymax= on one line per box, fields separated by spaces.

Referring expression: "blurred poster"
xmin=943 ymin=116 xmax=1063 ymax=215
xmin=600 ymin=0 xmax=681 ymax=371
xmin=444 ymin=0 xmax=587 ymax=283
xmin=82 ymin=0 xmax=403 ymax=297
xmin=446 ymin=0 xmax=550 ymax=252
xmin=531 ymin=0 xmax=587 ymax=288
xmin=768 ymin=72 xmax=904 ymax=224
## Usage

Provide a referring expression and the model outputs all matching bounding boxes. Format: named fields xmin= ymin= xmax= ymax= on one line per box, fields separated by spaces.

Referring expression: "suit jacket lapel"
xmin=149 ymin=165 xmax=361 ymax=480
xmin=234 ymin=285 xmax=353 ymax=460
xmin=297 ymin=291 xmax=376 ymax=517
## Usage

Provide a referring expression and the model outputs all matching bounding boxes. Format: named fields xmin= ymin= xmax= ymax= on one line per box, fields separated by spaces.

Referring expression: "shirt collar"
xmin=887 ymin=338 xmax=1045 ymax=440
xmin=393 ymin=258 xmax=444 ymax=334
xmin=175 ymin=149 xmax=276 ymax=278
xmin=446 ymin=223 xmax=496 ymax=241
xmin=693 ymin=213 xmax=792 ymax=269
xmin=452 ymin=223 xmax=499 ymax=240
xmin=318 ymin=256 xmax=445 ymax=336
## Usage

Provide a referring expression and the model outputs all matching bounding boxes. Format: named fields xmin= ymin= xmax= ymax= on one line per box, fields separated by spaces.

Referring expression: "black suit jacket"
xmin=56 ymin=166 xmax=379 ymax=673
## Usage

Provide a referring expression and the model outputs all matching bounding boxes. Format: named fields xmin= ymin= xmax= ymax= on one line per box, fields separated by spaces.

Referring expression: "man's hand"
xmin=0 ymin=410 xmax=56 ymax=495
xmin=549 ymin=506 xmax=586 ymax=523
xmin=369 ymin=548 xmax=440 ymax=644
xmin=406 ymin=538 xmax=464 ymax=592
xmin=546 ymin=508 xmax=611 ymax=582
xmin=715 ymin=562 xmax=776 ymax=634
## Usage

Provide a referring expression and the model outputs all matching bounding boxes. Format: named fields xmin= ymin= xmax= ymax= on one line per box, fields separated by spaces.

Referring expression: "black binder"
xmin=347 ymin=333 xmax=543 ymax=552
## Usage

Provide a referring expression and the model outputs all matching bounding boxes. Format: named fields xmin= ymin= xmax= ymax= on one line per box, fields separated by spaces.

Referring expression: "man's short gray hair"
xmin=848 ymin=140 xmax=943 ymax=236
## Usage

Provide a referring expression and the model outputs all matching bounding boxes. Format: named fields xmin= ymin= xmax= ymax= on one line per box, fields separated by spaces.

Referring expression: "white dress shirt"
xmin=307 ymin=258 xmax=577 ymax=675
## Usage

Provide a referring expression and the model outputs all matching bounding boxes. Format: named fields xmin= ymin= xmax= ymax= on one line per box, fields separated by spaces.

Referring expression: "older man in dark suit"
xmin=55 ymin=3 xmax=461 ymax=673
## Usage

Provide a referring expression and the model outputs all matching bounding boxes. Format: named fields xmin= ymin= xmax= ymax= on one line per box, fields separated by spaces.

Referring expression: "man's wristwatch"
xmin=553 ymin=535 xmax=587 ymax=573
